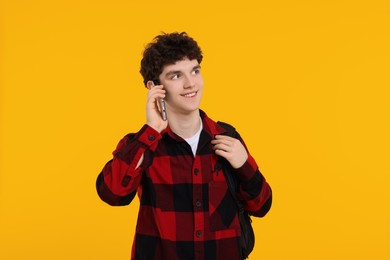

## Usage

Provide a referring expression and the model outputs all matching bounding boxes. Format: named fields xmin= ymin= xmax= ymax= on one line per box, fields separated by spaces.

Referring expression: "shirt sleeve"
xmin=234 ymin=132 xmax=273 ymax=217
xmin=96 ymin=124 xmax=161 ymax=206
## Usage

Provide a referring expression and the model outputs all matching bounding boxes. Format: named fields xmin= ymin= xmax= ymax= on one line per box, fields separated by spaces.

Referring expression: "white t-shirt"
xmin=184 ymin=118 xmax=203 ymax=156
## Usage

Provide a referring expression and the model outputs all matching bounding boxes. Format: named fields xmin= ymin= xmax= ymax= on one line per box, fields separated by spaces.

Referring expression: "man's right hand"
xmin=146 ymin=84 xmax=168 ymax=133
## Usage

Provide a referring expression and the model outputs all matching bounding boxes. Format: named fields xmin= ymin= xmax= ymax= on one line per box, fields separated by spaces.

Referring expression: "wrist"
xmin=138 ymin=124 xmax=162 ymax=151
xmin=146 ymin=122 xmax=163 ymax=133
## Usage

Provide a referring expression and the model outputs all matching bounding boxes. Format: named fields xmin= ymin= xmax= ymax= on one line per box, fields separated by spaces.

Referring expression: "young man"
xmin=96 ymin=32 xmax=272 ymax=260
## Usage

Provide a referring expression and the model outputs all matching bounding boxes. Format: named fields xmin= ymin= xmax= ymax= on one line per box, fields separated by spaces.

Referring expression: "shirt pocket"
xmin=209 ymin=180 xmax=240 ymax=231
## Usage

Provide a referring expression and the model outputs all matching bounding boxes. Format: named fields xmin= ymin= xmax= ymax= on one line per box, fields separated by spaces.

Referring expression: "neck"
xmin=168 ymin=109 xmax=201 ymax=139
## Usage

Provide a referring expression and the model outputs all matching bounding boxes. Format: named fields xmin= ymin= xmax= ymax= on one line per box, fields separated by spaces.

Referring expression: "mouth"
xmin=181 ymin=91 xmax=198 ymax=98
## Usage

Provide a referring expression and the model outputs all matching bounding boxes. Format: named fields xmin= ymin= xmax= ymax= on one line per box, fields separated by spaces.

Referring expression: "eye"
xmin=171 ymin=74 xmax=180 ymax=80
xmin=192 ymin=68 xmax=201 ymax=75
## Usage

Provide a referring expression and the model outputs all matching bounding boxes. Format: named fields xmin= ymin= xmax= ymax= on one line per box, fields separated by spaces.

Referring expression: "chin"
xmin=180 ymin=106 xmax=200 ymax=115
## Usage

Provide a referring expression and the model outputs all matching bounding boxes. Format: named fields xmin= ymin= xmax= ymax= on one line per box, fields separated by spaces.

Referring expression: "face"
xmin=158 ymin=58 xmax=204 ymax=116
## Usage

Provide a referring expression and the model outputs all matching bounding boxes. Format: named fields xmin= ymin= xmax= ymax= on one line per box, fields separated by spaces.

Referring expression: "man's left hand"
xmin=211 ymin=135 xmax=248 ymax=169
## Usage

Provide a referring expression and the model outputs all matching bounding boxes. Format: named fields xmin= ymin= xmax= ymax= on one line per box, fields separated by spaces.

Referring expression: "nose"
xmin=183 ymin=74 xmax=195 ymax=89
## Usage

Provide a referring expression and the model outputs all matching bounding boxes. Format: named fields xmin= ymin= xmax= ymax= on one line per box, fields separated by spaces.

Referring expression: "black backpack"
xmin=216 ymin=121 xmax=255 ymax=259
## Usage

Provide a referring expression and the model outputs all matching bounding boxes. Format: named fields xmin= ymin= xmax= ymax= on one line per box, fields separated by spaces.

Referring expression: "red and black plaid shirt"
xmin=96 ymin=110 xmax=272 ymax=260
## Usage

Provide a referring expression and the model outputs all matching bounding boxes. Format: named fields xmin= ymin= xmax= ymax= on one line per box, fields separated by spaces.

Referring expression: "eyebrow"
xmin=165 ymin=65 xmax=201 ymax=77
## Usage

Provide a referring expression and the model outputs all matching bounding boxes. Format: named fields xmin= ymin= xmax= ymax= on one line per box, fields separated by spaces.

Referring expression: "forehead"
xmin=161 ymin=58 xmax=199 ymax=74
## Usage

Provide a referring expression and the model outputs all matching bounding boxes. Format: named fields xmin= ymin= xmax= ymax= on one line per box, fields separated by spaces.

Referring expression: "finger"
xmin=154 ymin=92 xmax=166 ymax=100
xmin=213 ymin=143 xmax=232 ymax=153
xmin=214 ymin=149 xmax=230 ymax=159
xmin=148 ymin=89 xmax=166 ymax=99
xmin=147 ymin=92 xmax=166 ymax=104
xmin=211 ymin=138 xmax=233 ymax=147
xmin=214 ymin=135 xmax=237 ymax=142
xmin=146 ymin=82 xmax=164 ymax=90
xmin=152 ymin=85 xmax=165 ymax=91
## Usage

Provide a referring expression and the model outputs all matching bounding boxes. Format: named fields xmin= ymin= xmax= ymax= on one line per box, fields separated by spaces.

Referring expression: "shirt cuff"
xmin=137 ymin=124 xmax=162 ymax=150
xmin=235 ymin=154 xmax=258 ymax=182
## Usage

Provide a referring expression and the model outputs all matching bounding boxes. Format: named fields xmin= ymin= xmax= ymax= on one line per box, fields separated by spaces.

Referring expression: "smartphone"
xmin=146 ymin=80 xmax=167 ymax=121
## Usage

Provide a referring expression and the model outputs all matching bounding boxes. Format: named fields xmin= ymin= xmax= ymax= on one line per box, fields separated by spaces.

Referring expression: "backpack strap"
xmin=217 ymin=121 xmax=237 ymax=138
xmin=216 ymin=121 xmax=242 ymax=208
xmin=216 ymin=121 xmax=255 ymax=259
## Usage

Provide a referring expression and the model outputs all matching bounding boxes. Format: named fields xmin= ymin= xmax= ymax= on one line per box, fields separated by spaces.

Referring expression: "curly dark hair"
xmin=140 ymin=32 xmax=203 ymax=86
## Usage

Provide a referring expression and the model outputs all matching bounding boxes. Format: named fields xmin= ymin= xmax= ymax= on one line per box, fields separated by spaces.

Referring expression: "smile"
xmin=181 ymin=91 xmax=197 ymax=98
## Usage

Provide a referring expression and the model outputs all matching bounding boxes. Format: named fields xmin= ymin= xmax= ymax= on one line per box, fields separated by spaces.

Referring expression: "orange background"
xmin=1 ymin=0 xmax=389 ymax=259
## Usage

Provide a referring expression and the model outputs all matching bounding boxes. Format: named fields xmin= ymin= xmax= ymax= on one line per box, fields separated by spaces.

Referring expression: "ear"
xmin=146 ymin=81 xmax=154 ymax=90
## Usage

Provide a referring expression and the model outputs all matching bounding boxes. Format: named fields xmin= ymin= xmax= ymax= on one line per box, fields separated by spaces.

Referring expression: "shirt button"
xmin=194 ymin=168 xmax=199 ymax=175
xmin=148 ymin=135 xmax=155 ymax=141
xmin=195 ymin=200 xmax=202 ymax=208
xmin=196 ymin=230 xmax=202 ymax=238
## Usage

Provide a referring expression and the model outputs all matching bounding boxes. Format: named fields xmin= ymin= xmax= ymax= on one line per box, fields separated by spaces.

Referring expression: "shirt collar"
xmin=161 ymin=109 xmax=227 ymax=142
